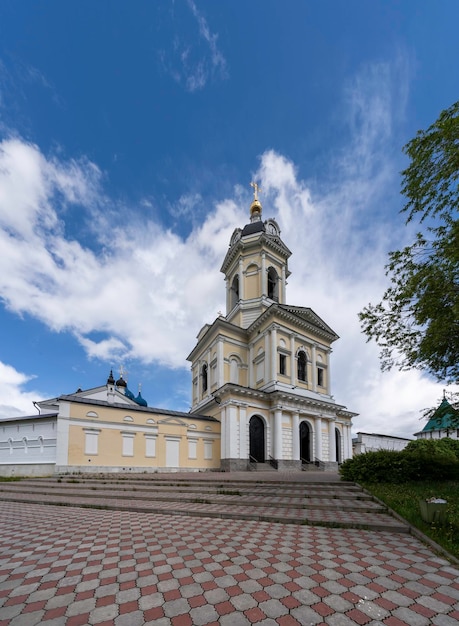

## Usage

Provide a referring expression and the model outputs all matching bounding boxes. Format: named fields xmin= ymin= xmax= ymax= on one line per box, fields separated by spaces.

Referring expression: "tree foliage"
xmin=359 ymin=101 xmax=459 ymax=383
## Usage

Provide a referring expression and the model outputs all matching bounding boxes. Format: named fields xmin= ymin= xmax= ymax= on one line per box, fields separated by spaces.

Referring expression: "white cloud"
xmin=158 ymin=0 xmax=228 ymax=92
xmin=1 ymin=56 xmax=456 ymax=438
xmin=0 ymin=361 xmax=44 ymax=419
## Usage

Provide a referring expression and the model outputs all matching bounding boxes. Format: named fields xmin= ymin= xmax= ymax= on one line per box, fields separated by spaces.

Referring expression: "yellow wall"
xmin=65 ymin=403 xmax=221 ymax=470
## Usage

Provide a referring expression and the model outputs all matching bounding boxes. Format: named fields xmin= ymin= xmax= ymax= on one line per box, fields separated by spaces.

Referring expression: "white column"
xmin=312 ymin=345 xmax=317 ymax=391
xmin=273 ymin=408 xmax=282 ymax=460
xmin=261 ymin=252 xmax=266 ymax=296
xmin=217 ymin=339 xmax=224 ymax=388
xmin=315 ymin=416 xmax=322 ymax=461
xmin=239 ymin=405 xmax=247 ymax=459
xmin=292 ymin=412 xmax=300 ymax=461
xmin=271 ymin=326 xmax=277 ymax=383
xmin=328 ymin=419 xmax=336 ymax=462
xmin=248 ymin=342 xmax=254 ymax=387
xmin=239 ymin=258 xmax=244 ymax=300
xmin=290 ymin=335 xmax=295 ymax=386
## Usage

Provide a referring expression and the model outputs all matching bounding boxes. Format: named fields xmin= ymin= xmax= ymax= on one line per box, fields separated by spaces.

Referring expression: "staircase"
xmin=0 ymin=474 xmax=409 ymax=533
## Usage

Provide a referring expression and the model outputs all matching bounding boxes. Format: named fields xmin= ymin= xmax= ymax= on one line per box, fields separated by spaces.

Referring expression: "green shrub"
xmin=405 ymin=437 xmax=459 ymax=459
xmin=340 ymin=442 xmax=459 ymax=483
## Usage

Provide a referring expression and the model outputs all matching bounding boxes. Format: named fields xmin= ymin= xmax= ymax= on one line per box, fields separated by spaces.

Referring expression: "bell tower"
xmin=187 ymin=180 xmax=356 ymax=472
xmin=221 ymin=182 xmax=292 ymax=329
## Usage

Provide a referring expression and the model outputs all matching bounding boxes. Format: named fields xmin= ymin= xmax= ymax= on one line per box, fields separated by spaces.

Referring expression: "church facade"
xmin=0 ymin=186 xmax=355 ymax=475
xmin=187 ymin=189 xmax=355 ymax=471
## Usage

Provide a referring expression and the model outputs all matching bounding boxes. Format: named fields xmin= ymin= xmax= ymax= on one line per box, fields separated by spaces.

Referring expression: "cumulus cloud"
xmin=0 ymin=361 xmax=44 ymax=419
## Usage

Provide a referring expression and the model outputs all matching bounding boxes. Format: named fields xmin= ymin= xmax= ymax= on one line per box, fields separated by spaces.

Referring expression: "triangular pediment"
xmin=157 ymin=416 xmax=189 ymax=426
xmin=278 ymin=305 xmax=339 ymax=339
xmin=248 ymin=303 xmax=338 ymax=342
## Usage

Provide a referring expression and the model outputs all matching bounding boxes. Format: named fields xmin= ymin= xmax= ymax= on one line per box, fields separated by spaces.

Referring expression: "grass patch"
xmin=0 ymin=476 xmax=22 ymax=482
xmin=363 ymin=480 xmax=459 ymax=561
xmin=217 ymin=489 xmax=241 ymax=496
xmin=191 ymin=498 xmax=211 ymax=504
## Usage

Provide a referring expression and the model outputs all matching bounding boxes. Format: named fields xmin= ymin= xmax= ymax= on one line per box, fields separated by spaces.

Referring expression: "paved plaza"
xmin=1 ymin=488 xmax=459 ymax=626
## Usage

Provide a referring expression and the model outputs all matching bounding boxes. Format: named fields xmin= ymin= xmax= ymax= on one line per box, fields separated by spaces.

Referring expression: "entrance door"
xmin=300 ymin=421 xmax=311 ymax=463
xmin=249 ymin=416 xmax=265 ymax=462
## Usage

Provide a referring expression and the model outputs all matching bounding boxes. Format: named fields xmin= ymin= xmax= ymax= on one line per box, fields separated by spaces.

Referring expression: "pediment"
xmin=157 ymin=416 xmax=189 ymax=426
xmin=280 ymin=305 xmax=338 ymax=338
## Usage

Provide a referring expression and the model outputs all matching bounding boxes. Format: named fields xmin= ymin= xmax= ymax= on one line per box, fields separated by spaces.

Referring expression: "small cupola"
xmin=250 ymin=181 xmax=262 ymax=222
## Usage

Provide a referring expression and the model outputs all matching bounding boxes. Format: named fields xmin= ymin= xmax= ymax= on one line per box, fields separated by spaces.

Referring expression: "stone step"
xmin=0 ymin=484 xmax=382 ymax=512
xmin=0 ymin=476 xmax=410 ymax=534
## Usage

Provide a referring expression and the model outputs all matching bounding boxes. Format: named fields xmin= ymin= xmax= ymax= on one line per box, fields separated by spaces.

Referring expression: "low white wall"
xmin=0 ymin=463 xmax=55 ymax=477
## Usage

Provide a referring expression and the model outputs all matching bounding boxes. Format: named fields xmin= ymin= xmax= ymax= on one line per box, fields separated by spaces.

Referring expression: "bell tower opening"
xmin=230 ymin=274 xmax=239 ymax=310
xmin=267 ymin=267 xmax=279 ymax=301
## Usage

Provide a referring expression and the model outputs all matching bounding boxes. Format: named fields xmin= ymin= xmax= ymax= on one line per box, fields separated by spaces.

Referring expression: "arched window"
xmin=38 ymin=436 xmax=44 ymax=454
xmin=229 ymin=358 xmax=239 ymax=384
xmin=201 ymin=363 xmax=208 ymax=393
xmin=230 ymin=275 xmax=239 ymax=310
xmin=297 ymin=351 xmax=307 ymax=382
xmin=267 ymin=267 xmax=279 ymax=301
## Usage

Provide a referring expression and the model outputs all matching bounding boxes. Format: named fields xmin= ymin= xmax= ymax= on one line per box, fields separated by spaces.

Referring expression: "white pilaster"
xmin=290 ymin=334 xmax=295 ymax=386
xmin=271 ymin=326 xmax=277 ymax=383
xmin=281 ymin=265 xmax=286 ymax=303
xmin=292 ymin=412 xmax=300 ymax=461
xmin=315 ymin=416 xmax=322 ymax=461
xmin=261 ymin=252 xmax=266 ymax=296
xmin=225 ymin=278 xmax=230 ymax=315
xmin=239 ymin=258 xmax=244 ymax=300
xmin=220 ymin=406 xmax=227 ymax=459
xmin=328 ymin=419 xmax=336 ymax=462
xmin=312 ymin=344 xmax=317 ymax=391
xmin=248 ymin=342 xmax=254 ymax=387
xmin=239 ymin=405 xmax=247 ymax=458
xmin=217 ymin=339 xmax=224 ymax=388
xmin=227 ymin=404 xmax=239 ymax=459
xmin=264 ymin=331 xmax=270 ymax=382
xmin=273 ymin=408 xmax=282 ymax=460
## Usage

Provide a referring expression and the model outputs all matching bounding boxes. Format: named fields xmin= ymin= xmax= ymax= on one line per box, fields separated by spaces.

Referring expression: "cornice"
xmin=221 ymin=232 xmax=292 ymax=275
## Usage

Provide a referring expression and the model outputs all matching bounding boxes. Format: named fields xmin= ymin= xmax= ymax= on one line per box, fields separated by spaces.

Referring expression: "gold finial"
xmin=250 ymin=181 xmax=262 ymax=201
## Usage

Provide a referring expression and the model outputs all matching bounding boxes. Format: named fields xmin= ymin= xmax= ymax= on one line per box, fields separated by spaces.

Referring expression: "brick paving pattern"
xmin=1 ymin=494 xmax=459 ymax=625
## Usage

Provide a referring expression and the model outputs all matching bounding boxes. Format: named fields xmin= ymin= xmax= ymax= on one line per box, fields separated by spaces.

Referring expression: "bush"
xmin=405 ymin=437 xmax=459 ymax=459
xmin=340 ymin=440 xmax=459 ymax=483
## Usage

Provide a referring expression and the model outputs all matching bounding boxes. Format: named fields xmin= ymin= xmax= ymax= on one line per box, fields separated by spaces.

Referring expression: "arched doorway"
xmin=300 ymin=421 xmax=312 ymax=463
xmin=335 ymin=428 xmax=342 ymax=463
xmin=249 ymin=415 xmax=265 ymax=462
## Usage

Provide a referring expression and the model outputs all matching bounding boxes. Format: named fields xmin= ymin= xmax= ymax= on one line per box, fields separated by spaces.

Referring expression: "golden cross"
xmin=250 ymin=181 xmax=262 ymax=201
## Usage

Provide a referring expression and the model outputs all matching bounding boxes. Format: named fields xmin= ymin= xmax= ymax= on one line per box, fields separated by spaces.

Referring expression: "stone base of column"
xmin=220 ymin=458 xmax=249 ymax=472
xmin=320 ymin=461 xmax=339 ymax=472
xmin=275 ymin=460 xmax=302 ymax=472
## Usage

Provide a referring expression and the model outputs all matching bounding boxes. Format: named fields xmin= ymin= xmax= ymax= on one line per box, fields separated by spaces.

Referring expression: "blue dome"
xmin=125 ymin=387 xmax=136 ymax=401
xmin=135 ymin=392 xmax=148 ymax=407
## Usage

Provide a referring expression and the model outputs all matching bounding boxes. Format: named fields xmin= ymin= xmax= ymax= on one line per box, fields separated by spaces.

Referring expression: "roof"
xmin=421 ymin=398 xmax=459 ymax=432
xmin=354 ymin=432 xmax=413 ymax=441
xmin=0 ymin=412 xmax=58 ymax=423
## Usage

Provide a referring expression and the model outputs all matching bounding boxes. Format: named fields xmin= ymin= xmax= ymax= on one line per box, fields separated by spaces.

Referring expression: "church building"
xmin=187 ymin=185 xmax=355 ymax=471
xmin=0 ymin=184 xmax=355 ymax=475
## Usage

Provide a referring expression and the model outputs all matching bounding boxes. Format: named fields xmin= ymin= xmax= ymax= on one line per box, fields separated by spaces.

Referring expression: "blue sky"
xmin=0 ymin=0 xmax=458 ymax=438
